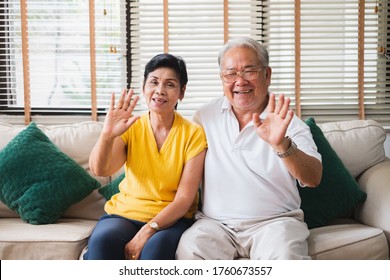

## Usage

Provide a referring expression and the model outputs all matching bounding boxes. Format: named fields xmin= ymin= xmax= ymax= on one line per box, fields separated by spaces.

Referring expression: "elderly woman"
xmin=84 ymin=53 xmax=207 ymax=260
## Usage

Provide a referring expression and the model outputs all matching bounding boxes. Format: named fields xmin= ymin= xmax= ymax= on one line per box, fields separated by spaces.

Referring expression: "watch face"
xmin=149 ymin=222 xmax=159 ymax=230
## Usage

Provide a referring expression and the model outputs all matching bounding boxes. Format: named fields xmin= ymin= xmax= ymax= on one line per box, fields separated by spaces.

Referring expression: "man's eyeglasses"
xmin=220 ymin=67 xmax=264 ymax=83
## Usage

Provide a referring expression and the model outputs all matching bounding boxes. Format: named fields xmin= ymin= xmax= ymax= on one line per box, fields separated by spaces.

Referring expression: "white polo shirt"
xmin=194 ymin=96 xmax=321 ymax=221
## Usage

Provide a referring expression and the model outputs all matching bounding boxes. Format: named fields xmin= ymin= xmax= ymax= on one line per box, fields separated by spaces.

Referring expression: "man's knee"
xmin=250 ymin=219 xmax=310 ymax=260
xmin=176 ymin=226 xmax=201 ymax=259
xmin=269 ymin=242 xmax=310 ymax=260
xmin=176 ymin=219 xmax=236 ymax=260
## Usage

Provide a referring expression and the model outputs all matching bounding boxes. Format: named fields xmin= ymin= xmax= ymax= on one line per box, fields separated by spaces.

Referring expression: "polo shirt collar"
xmin=221 ymin=96 xmax=232 ymax=112
xmin=220 ymin=96 xmax=269 ymax=120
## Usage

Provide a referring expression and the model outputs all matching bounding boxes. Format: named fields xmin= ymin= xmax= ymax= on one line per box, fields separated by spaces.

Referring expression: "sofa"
xmin=0 ymin=119 xmax=389 ymax=260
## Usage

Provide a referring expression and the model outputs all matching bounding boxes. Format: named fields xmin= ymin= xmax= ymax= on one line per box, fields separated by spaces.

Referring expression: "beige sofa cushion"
xmin=308 ymin=222 xmax=388 ymax=259
xmin=318 ymin=120 xmax=386 ymax=178
xmin=39 ymin=122 xmax=103 ymax=170
xmin=0 ymin=122 xmax=25 ymax=147
xmin=63 ymin=190 xmax=106 ymax=220
xmin=0 ymin=218 xmax=97 ymax=259
xmin=0 ymin=200 xmax=19 ymax=218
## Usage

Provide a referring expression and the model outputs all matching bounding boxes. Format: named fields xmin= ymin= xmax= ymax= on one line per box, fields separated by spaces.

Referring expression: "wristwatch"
xmin=275 ymin=136 xmax=297 ymax=158
xmin=148 ymin=221 xmax=160 ymax=231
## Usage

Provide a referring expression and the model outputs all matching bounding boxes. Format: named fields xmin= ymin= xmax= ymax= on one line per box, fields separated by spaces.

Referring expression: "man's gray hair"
xmin=218 ymin=37 xmax=269 ymax=69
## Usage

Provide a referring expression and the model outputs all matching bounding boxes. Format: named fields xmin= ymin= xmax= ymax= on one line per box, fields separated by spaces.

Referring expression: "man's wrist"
xmin=274 ymin=136 xmax=297 ymax=158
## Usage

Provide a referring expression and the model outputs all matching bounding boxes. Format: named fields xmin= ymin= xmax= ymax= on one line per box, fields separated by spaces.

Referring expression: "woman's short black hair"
xmin=143 ymin=53 xmax=188 ymax=88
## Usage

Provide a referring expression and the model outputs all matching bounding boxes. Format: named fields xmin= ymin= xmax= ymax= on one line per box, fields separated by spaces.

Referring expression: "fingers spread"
xmin=285 ymin=109 xmax=294 ymax=123
xmin=279 ymin=96 xmax=291 ymax=119
xmin=128 ymin=95 xmax=140 ymax=113
xmin=117 ymin=88 xmax=127 ymax=109
xmin=114 ymin=88 xmax=139 ymax=114
xmin=274 ymin=93 xmax=285 ymax=114
xmin=267 ymin=93 xmax=276 ymax=113
xmin=270 ymin=93 xmax=291 ymax=120
xmin=109 ymin=92 xmax=115 ymax=111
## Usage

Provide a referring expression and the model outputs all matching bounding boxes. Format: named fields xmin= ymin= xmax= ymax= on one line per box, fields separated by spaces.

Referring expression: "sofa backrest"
xmin=0 ymin=120 xmax=387 ymax=221
xmin=318 ymin=119 xmax=386 ymax=178
xmin=0 ymin=121 xmax=109 ymax=183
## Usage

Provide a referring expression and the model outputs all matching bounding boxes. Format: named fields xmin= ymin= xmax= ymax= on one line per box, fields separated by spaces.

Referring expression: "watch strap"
xmin=275 ymin=136 xmax=297 ymax=158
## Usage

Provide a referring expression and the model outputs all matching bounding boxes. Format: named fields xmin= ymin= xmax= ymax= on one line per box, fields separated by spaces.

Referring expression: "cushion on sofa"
xmin=308 ymin=223 xmax=388 ymax=259
xmin=0 ymin=218 xmax=97 ymax=260
xmin=318 ymin=119 xmax=386 ymax=178
xmin=0 ymin=122 xmax=101 ymax=224
xmin=38 ymin=121 xmax=104 ymax=172
xmin=0 ymin=122 xmax=25 ymax=149
xmin=99 ymin=172 xmax=124 ymax=200
xmin=0 ymin=121 xmax=108 ymax=185
xmin=299 ymin=118 xmax=367 ymax=229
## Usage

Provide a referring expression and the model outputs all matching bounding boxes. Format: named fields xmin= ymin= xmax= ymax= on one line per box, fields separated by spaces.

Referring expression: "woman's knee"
xmin=86 ymin=215 xmax=139 ymax=260
xmin=141 ymin=220 xmax=192 ymax=260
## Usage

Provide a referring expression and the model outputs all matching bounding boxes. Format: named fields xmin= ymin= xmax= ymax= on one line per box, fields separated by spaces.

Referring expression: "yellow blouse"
xmin=104 ymin=112 xmax=207 ymax=222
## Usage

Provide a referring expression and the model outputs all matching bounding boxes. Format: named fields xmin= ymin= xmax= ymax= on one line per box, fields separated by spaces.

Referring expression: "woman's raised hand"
xmin=102 ymin=88 xmax=140 ymax=139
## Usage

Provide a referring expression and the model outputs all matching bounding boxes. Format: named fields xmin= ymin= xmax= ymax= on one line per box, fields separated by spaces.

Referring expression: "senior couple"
xmin=84 ymin=37 xmax=323 ymax=260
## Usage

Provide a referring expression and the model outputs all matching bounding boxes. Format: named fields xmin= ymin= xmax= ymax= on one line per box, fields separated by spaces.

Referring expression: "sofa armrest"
xmin=356 ymin=159 xmax=390 ymax=250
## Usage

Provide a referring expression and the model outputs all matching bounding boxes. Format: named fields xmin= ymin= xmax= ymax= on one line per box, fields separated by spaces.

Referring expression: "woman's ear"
xmin=180 ymin=85 xmax=186 ymax=100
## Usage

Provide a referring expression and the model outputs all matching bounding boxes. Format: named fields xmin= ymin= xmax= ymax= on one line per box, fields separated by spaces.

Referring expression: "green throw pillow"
xmin=299 ymin=117 xmax=367 ymax=229
xmin=99 ymin=172 xmax=124 ymax=200
xmin=0 ymin=122 xmax=101 ymax=224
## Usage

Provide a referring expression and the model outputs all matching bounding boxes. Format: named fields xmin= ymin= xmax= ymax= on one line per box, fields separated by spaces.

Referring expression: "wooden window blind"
xmin=0 ymin=0 xmax=389 ymax=126
xmin=264 ymin=0 xmax=390 ymax=125
xmin=0 ymin=0 xmax=126 ymax=124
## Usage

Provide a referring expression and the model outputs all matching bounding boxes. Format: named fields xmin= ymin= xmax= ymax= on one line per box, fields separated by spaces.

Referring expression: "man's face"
xmin=220 ymin=46 xmax=271 ymax=114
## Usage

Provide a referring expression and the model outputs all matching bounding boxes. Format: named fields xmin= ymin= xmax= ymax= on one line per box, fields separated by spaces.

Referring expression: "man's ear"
xmin=265 ymin=67 xmax=272 ymax=86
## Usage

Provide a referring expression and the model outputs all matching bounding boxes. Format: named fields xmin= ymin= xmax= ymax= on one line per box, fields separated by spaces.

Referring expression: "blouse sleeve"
xmin=184 ymin=124 xmax=207 ymax=163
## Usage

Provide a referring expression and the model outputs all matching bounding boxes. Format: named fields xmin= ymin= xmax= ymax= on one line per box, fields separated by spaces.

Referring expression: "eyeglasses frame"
xmin=220 ymin=67 xmax=264 ymax=83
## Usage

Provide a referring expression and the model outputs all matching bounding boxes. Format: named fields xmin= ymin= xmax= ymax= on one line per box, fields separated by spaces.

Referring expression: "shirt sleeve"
xmin=184 ymin=124 xmax=207 ymax=163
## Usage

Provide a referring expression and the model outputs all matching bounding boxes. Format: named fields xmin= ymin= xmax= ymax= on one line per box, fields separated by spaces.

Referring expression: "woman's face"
xmin=143 ymin=67 xmax=185 ymax=114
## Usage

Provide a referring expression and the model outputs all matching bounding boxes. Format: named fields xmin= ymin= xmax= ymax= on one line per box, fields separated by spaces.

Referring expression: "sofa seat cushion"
xmin=308 ymin=222 xmax=389 ymax=260
xmin=0 ymin=218 xmax=97 ymax=260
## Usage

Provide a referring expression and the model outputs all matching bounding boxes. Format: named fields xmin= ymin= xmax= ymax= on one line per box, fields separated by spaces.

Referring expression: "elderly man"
xmin=176 ymin=37 xmax=322 ymax=260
